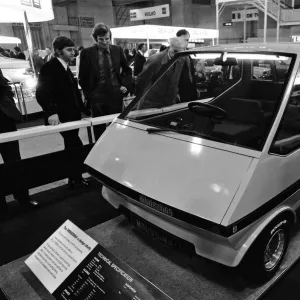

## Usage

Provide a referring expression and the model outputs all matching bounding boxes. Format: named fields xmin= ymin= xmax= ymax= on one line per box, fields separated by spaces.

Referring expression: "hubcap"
xmin=264 ymin=229 xmax=285 ymax=271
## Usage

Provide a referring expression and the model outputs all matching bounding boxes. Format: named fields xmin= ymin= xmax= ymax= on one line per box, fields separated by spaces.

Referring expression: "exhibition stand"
xmin=110 ymin=25 xmax=219 ymax=49
xmin=0 ymin=35 xmax=21 ymax=45
xmin=1 ymin=215 xmax=300 ymax=299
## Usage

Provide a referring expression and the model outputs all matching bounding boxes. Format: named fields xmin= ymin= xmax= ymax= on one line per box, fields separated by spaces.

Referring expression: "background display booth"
xmin=110 ymin=25 xmax=219 ymax=51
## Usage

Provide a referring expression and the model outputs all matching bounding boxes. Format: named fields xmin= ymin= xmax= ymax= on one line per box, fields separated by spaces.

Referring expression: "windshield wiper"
xmin=147 ymin=128 xmax=197 ymax=135
xmin=146 ymin=128 xmax=227 ymax=143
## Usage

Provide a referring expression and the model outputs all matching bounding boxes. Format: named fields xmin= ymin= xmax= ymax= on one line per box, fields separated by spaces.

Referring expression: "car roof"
xmin=182 ymin=43 xmax=300 ymax=55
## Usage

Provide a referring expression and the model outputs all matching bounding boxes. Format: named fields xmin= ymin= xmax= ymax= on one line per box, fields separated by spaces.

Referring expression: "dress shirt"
xmin=57 ymin=57 xmax=68 ymax=71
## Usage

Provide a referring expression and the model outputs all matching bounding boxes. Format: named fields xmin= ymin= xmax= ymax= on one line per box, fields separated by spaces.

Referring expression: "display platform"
xmin=1 ymin=215 xmax=300 ymax=300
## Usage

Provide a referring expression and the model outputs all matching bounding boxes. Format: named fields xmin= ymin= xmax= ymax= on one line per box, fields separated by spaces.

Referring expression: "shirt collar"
xmin=57 ymin=57 xmax=68 ymax=71
xmin=138 ymin=50 xmax=144 ymax=56
xmin=97 ymin=44 xmax=110 ymax=54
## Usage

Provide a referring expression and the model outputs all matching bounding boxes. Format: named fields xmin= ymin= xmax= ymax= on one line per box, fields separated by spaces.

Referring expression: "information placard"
xmin=26 ymin=220 xmax=173 ymax=300
xmin=80 ymin=17 xmax=95 ymax=28
xmin=25 ymin=220 xmax=98 ymax=294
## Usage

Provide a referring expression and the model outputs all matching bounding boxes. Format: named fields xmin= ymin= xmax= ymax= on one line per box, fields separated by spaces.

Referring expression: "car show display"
xmin=85 ymin=42 xmax=300 ymax=283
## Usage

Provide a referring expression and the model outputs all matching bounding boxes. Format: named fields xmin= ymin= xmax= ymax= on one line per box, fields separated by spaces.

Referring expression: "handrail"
xmin=0 ymin=114 xmax=117 ymax=144
xmin=89 ymin=114 xmax=119 ymax=125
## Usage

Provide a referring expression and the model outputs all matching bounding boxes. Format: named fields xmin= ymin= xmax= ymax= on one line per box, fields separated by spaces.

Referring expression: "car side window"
xmin=270 ymin=65 xmax=300 ymax=155
xmin=252 ymin=60 xmax=289 ymax=83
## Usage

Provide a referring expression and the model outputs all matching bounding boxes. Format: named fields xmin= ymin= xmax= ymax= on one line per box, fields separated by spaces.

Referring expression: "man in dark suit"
xmin=36 ymin=36 xmax=89 ymax=189
xmin=136 ymin=37 xmax=192 ymax=110
xmin=78 ymin=22 xmax=132 ymax=140
xmin=13 ymin=47 xmax=26 ymax=60
xmin=0 ymin=68 xmax=39 ymax=212
xmin=176 ymin=29 xmax=197 ymax=102
xmin=43 ymin=47 xmax=53 ymax=63
xmin=133 ymin=43 xmax=147 ymax=77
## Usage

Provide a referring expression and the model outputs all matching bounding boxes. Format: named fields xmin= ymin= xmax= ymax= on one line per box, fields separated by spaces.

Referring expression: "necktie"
xmin=103 ymin=49 xmax=113 ymax=94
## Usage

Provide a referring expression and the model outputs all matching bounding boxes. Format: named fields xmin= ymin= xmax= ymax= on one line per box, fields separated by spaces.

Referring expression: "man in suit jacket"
xmin=43 ymin=47 xmax=53 ymax=63
xmin=13 ymin=47 xmax=26 ymax=60
xmin=36 ymin=36 xmax=89 ymax=188
xmin=78 ymin=22 xmax=132 ymax=140
xmin=133 ymin=43 xmax=147 ymax=77
xmin=28 ymin=48 xmax=44 ymax=75
xmin=0 ymin=68 xmax=39 ymax=212
xmin=136 ymin=37 xmax=191 ymax=110
xmin=176 ymin=29 xmax=197 ymax=102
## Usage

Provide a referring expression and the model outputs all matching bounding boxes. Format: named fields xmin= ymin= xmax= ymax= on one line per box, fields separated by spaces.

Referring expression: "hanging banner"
xmin=232 ymin=9 xmax=259 ymax=22
xmin=130 ymin=4 xmax=170 ymax=21
xmin=292 ymin=36 xmax=300 ymax=42
xmin=0 ymin=0 xmax=53 ymax=23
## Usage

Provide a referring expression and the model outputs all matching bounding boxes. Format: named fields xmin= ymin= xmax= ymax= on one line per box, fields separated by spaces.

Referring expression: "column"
xmin=171 ymin=0 xmax=185 ymax=27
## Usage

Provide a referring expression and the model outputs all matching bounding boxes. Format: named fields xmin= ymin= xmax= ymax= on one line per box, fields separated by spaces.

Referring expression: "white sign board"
xmin=25 ymin=220 xmax=98 ymax=294
xmin=0 ymin=0 xmax=54 ymax=23
xmin=232 ymin=9 xmax=259 ymax=22
xmin=292 ymin=36 xmax=300 ymax=42
xmin=130 ymin=4 xmax=170 ymax=21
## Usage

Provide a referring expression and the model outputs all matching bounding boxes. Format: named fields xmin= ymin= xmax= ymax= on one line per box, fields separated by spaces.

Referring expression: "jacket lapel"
xmin=109 ymin=45 xmax=119 ymax=71
xmin=53 ymin=58 xmax=71 ymax=84
xmin=92 ymin=44 xmax=100 ymax=75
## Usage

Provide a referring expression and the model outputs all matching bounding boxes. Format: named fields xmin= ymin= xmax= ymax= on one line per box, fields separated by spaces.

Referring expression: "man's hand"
xmin=48 ymin=114 xmax=60 ymax=125
xmin=120 ymin=85 xmax=127 ymax=94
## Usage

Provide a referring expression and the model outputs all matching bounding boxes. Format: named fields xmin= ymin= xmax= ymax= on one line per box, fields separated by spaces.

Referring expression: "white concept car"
xmin=85 ymin=43 xmax=300 ymax=282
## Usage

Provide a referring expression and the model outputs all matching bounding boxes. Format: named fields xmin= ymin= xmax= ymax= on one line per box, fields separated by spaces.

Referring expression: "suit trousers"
xmin=89 ymin=89 xmax=123 ymax=141
xmin=0 ymin=109 xmax=29 ymax=209
xmin=60 ymin=129 xmax=84 ymax=181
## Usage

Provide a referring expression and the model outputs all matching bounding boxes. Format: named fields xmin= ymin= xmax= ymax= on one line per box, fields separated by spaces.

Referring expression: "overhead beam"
xmin=52 ymin=0 xmax=76 ymax=6
xmin=112 ymin=0 xmax=149 ymax=6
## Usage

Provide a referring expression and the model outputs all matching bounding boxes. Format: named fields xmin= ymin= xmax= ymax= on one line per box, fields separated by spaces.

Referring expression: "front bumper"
xmin=102 ymin=186 xmax=245 ymax=267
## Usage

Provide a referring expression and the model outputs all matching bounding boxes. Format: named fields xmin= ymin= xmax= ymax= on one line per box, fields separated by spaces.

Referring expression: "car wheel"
xmin=240 ymin=215 xmax=290 ymax=283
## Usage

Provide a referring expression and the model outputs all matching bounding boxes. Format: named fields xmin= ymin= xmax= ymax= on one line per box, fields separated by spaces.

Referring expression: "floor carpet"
xmin=0 ymin=179 xmax=119 ymax=267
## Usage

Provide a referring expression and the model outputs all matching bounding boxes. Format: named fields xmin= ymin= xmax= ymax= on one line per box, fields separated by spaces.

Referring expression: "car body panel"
xmin=101 ymin=185 xmax=297 ymax=266
xmin=223 ymin=149 xmax=300 ymax=225
xmin=85 ymin=122 xmax=254 ymax=224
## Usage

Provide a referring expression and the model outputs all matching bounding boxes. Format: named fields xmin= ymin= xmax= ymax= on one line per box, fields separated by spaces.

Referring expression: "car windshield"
xmin=121 ymin=51 xmax=294 ymax=151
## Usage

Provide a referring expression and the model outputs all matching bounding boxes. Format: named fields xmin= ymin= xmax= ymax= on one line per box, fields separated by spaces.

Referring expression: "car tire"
xmin=240 ymin=215 xmax=290 ymax=284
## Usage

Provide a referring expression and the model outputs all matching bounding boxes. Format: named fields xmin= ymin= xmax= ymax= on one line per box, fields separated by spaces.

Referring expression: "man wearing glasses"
xmin=36 ymin=36 xmax=89 ymax=188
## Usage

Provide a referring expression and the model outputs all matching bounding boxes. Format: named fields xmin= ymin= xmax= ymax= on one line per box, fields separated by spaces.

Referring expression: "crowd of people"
xmin=0 ymin=22 xmax=199 ymax=213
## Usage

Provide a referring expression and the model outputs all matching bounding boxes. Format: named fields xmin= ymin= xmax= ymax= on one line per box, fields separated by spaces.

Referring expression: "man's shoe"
xmin=68 ymin=178 xmax=90 ymax=189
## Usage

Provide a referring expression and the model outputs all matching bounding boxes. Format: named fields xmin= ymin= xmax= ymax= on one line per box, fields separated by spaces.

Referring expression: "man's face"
xmin=59 ymin=46 xmax=75 ymax=63
xmin=141 ymin=45 xmax=147 ymax=53
xmin=96 ymin=33 xmax=110 ymax=49
xmin=46 ymin=48 xmax=51 ymax=55
xmin=180 ymin=34 xmax=190 ymax=49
